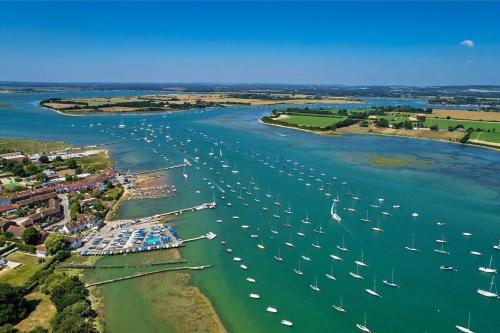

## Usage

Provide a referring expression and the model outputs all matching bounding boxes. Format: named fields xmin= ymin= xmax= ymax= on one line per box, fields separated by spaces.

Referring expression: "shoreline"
xmin=260 ymin=119 xmax=500 ymax=152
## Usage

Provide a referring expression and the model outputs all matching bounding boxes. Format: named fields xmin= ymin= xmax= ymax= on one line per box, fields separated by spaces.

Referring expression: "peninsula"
xmin=40 ymin=93 xmax=363 ymax=115
xmin=261 ymin=106 xmax=500 ymax=149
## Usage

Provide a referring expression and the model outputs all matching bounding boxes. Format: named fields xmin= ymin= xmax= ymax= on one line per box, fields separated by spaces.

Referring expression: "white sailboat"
xmin=330 ymin=248 xmax=343 ymax=261
xmin=370 ymin=198 xmax=379 ymax=208
xmin=312 ymin=237 xmax=321 ymax=249
xmin=494 ymin=239 xmax=500 ymax=250
xmin=354 ymin=251 xmax=369 ymax=268
xmin=434 ymin=242 xmax=450 ymax=255
xmin=301 ymin=210 xmax=311 ymax=224
xmin=310 ymin=275 xmax=321 ymax=291
xmin=273 ymin=206 xmax=280 ymax=219
xmin=365 ymin=278 xmax=382 ymax=298
xmin=283 ymin=216 xmax=292 ymax=228
xmin=297 ymin=225 xmax=305 ymax=237
xmin=360 ymin=210 xmax=372 ymax=223
xmin=347 ymin=199 xmax=357 ymax=213
xmin=355 ymin=313 xmax=372 ymax=333
xmin=478 ymin=255 xmax=497 ymax=274
xmin=246 ymin=277 xmax=256 ymax=283
xmin=249 ymin=293 xmax=260 ymax=299
xmin=371 ymin=219 xmax=383 ymax=233
xmin=455 ymin=312 xmax=475 ymax=333
xmin=349 ymin=264 xmax=364 ymax=280
xmin=294 ymin=260 xmax=304 ymax=275
xmin=266 ymin=306 xmax=278 ymax=314
xmin=382 ymin=269 xmax=400 ymax=288
xmin=337 ymin=236 xmax=349 ymax=252
xmin=331 ymin=202 xmax=342 ymax=222
xmin=326 ymin=264 xmax=336 ymax=280
xmin=280 ymin=320 xmax=293 ymax=327
xmin=332 ymin=296 xmax=346 ymax=313
xmin=313 ymin=220 xmax=325 ymax=235
xmin=404 ymin=233 xmax=420 ymax=252
xmin=274 ymin=248 xmax=284 ymax=262
xmin=285 ymin=233 xmax=295 ymax=248
xmin=301 ymin=255 xmax=311 ymax=262
xmin=477 ymin=275 xmax=499 ymax=298
xmin=257 ymin=239 xmax=265 ymax=250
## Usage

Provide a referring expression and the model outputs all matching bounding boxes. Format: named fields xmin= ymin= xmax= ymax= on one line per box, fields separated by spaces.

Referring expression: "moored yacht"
xmin=478 ymin=255 xmax=497 ymax=274
xmin=455 ymin=312 xmax=475 ymax=333
xmin=355 ymin=313 xmax=372 ymax=333
xmin=365 ymin=278 xmax=382 ymax=298
xmin=477 ymin=275 xmax=498 ymax=298
xmin=332 ymin=296 xmax=346 ymax=313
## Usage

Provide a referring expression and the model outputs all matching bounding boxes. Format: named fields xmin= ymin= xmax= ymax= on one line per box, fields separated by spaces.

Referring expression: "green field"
xmin=424 ymin=118 xmax=500 ymax=131
xmin=0 ymin=138 xmax=71 ymax=155
xmin=470 ymin=131 xmax=500 ymax=144
xmin=280 ymin=114 xmax=347 ymax=128
xmin=0 ymin=252 xmax=43 ymax=286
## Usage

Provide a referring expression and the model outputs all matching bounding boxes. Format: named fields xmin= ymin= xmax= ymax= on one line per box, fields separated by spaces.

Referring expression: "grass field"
xmin=432 ymin=109 xmax=500 ymax=121
xmin=0 ymin=138 xmax=71 ymax=155
xmin=424 ymin=118 xmax=500 ymax=131
xmin=0 ymin=252 xmax=43 ymax=286
xmin=469 ymin=131 xmax=500 ymax=144
xmin=278 ymin=114 xmax=347 ymax=128
xmin=14 ymin=291 xmax=57 ymax=332
xmin=79 ymin=152 xmax=114 ymax=172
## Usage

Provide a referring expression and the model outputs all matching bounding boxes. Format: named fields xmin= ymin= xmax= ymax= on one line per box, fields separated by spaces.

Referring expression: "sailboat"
xmin=326 ymin=264 xmax=336 ymax=280
xmin=355 ymin=313 xmax=372 ymax=333
xmin=330 ymin=248 xmax=343 ymax=261
xmin=331 ymin=202 xmax=342 ymax=222
xmin=477 ymin=275 xmax=499 ymax=298
xmin=354 ymin=251 xmax=369 ymax=268
xmin=310 ymin=275 xmax=321 ymax=292
xmin=257 ymin=239 xmax=265 ymax=250
xmin=283 ymin=216 xmax=292 ymax=228
xmin=266 ymin=306 xmax=278 ymax=314
xmin=301 ymin=254 xmax=311 ymax=262
xmin=280 ymin=320 xmax=293 ymax=327
xmin=478 ymin=255 xmax=497 ymax=274
xmin=313 ymin=221 xmax=325 ymax=235
xmin=360 ymin=210 xmax=372 ymax=223
xmin=284 ymin=202 xmax=293 ymax=214
xmin=337 ymin=236 xmax=349 ymax=252
xmin=285 ymin=233 xmax=295 ymax=248
xmin=332 ymin=296 xmax=346 ymax=313
xmin=301 ymin=211 xmax=311 ymax=224
xmin=365 ymin=278 xmax=382 ymax=298
xmin=182 ymin=167 xmax=188 ymax=179
xmin=333 ymin=193 xmax=340 ymax=203
xmin=371 ymin=219 xmax=383 ymax=232
xmin=349 ymin=264 xmax=364 ymax=280
xmin=494 ymin=239 xmax=500 ymax=250
xmin=404 ymin=233 xmax=420 ymax=252
xmin=352 ymin=189 xmax=360 ymax=201
xmin=294 ymin=260 xmax=304 ymax=275
xmin=434 ymin=242 xmax=450 ymax=255
xmin=273 ymin=206 xmax=280 ymax=219
xmin=312 ymin=237 xmax=321 ymax=249
xmin=347 ymin=199 xmax=356 ymax=213
xmin=382 ymin=269 xmax=400 ymax=288
xmin=297 ymin=225 xmax=305 ymax=237
xmin=265 ymin=187 xmax=272 ymax=198
xmin=270 ymin=222 xmax=279 ymax=235
xmin=370 ymin=198 xmax=379 ymax=208
xmin=274 ymin=194 xmax=281 ymax=206
xmin=455 ymin=312 xmax=475 ymax=333
xmin=274 ymin=248 xmax=284 ymax=262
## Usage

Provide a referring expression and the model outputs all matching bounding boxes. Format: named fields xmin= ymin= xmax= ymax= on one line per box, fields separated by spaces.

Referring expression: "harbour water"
xmin=1 ymin=91 xmax=499 ymax=332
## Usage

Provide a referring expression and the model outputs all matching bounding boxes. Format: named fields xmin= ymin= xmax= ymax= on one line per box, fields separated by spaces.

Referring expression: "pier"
xmin=85 ymin=265 xmax=213 ymax=287
xmin=131 ymin=163 xmax=186 ymax=175
xmin=56 ymin=259 xmax=187 ymax=269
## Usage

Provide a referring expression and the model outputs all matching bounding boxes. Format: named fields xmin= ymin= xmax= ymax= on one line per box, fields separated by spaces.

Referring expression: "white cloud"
xmin=461 ymin=40 xmax=474 ymax=48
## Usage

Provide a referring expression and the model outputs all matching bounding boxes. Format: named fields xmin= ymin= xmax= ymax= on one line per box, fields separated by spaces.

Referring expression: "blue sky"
xmin=0 ymin=1 xmax=499 ymax=85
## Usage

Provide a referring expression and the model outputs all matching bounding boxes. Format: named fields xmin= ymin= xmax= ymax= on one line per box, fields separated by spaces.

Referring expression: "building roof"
xmin=6 ymin=225 xmax=26 ymax=238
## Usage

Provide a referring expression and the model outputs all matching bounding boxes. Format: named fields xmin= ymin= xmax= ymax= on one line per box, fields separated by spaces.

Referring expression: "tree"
xmin=66 ymin=159 xmax=78 ymax=169
xmin=54 ymin=315 xmax=96 ymax=333
xmin=70 ymin=202 xmax=79 ymax=221
xmin=44 ymin=234 xmax=68 ymax=255
xmin=21 ymin=227 xmax=41 ymax=245
xmin=35 ymin=172 xmax=48 ymax=183
xmin=430 ymin=125 xmax=438 ymax=131
xmin=38 ymin=155 xmax=50 ymax=164
xmin=0 ymin=284 xmax=30 ymax=325
xmin=375 ymin=118 xmax=389 ymax=128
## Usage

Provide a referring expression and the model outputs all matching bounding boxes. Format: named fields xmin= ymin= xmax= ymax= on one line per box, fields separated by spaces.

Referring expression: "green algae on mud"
xmin=84 ymin=250 xmax=226 ymax=333
xmin=368 ymin=155 xmax=431 ymax=169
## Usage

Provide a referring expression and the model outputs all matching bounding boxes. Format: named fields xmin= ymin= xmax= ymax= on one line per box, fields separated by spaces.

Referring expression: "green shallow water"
xmin=1 ymin=92 xmax=499 ymax=333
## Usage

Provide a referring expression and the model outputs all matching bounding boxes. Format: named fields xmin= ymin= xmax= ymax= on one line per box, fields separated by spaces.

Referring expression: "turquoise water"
xmin=1 ymin=91 xmax=499 ymax=332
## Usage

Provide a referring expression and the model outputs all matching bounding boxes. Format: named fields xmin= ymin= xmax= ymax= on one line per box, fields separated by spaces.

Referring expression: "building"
xmin=0 ymin=217 xmax=16 ymax=233
xmin=62 ymin=213 xmax=102 ymax=234
xmin=0 ymin=152 xmax=27 ymax=163
xmin=67 ymin=236 xmax=82 ymax=250
xmin=35 ymin=245 xmax=48 ymax=258
xmin=6 ymin=225 xmax=26 ymax=238
xmin=0 ymin=204 xmax=19 ymax=216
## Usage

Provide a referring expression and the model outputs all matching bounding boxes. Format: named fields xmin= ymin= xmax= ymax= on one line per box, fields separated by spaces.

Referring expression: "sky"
xmin=0 ymin=1 xmax=499 ymax=86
